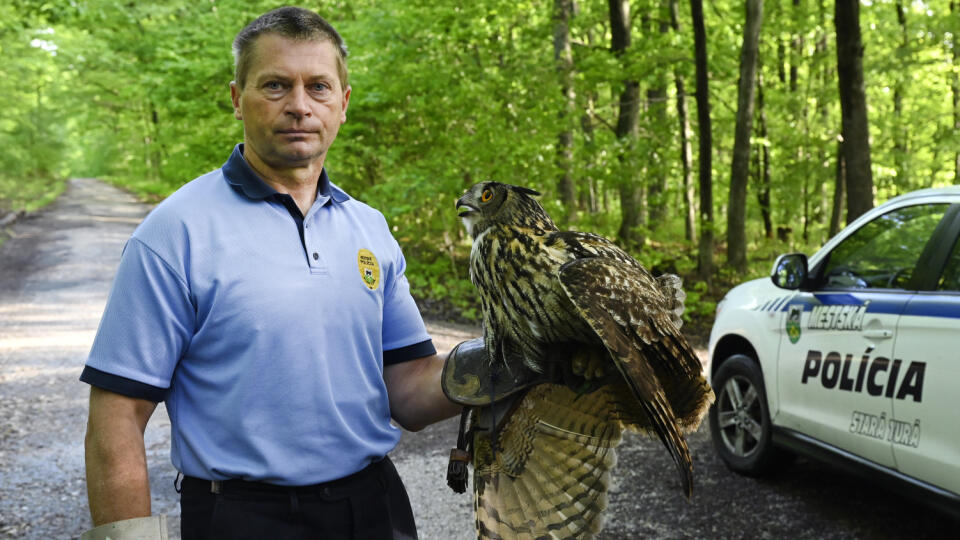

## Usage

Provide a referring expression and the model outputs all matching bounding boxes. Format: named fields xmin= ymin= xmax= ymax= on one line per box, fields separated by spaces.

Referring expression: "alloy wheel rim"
xmin=716 ymin=374 xmax=764 ymax=458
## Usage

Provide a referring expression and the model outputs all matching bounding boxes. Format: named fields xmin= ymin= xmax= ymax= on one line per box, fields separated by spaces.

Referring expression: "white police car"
xmin=707 ymin=186 xmax=960 ymax=518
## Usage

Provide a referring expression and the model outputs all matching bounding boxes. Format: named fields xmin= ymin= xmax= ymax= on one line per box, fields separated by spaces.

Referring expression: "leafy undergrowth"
xmin=0 ymin=175 xmax=67 ymax=249
xmin=0 ymin=175 xmax=66 ymax=215
xmin=99 ymin=175 xmax=174 ymax=204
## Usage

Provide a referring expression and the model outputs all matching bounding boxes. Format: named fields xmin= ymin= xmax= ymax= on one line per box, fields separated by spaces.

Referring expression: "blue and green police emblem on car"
xmin=786 ymin=304 xmax=803 ymax=344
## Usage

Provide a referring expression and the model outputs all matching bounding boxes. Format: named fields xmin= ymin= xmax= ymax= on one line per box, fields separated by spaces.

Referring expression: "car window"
xmin=820 ymin=203 xmax=948 ymax=290
xmin=937 ymin=233 xmax=960 ymax=292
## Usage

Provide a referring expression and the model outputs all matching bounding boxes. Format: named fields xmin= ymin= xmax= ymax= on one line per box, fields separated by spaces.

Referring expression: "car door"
xmin=890 ymin=204 xmax=960 ymax=495
xmin=776 ymin=203 xmax=952 ymax=468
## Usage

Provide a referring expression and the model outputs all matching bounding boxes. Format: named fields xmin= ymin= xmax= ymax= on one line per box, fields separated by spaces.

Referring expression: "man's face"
xmin=230 ymin=34 xmax=350 ymax=172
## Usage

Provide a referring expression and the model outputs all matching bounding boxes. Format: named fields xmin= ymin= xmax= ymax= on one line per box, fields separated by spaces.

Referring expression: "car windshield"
xmin=819 ymin=203 xmax=948 ymax=290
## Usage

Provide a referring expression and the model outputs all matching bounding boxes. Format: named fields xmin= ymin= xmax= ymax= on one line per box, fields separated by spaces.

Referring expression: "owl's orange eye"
xmin=481 ymin=189 xmax=493 ymax=203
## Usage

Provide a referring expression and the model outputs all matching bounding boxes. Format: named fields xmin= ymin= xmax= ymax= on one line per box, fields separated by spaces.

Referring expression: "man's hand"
xmin=85 ymin=387 xmax=157 ymax=526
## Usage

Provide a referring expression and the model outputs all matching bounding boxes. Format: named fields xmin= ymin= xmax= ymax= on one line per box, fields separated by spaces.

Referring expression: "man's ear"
xmin=230 ymin=81 xmax=243 ymax=121
xmin=340 ymin=85 xmax=351 ymax=124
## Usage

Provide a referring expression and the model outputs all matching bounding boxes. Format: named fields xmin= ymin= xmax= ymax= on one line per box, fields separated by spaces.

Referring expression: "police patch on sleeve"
xmin=357 ymin=249 xmax=380 ymax=290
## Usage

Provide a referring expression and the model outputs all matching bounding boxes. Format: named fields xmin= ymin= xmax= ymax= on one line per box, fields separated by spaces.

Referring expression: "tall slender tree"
xmin=952 ymin=1 xmax=960 ymax=182
xmin=755 ymin=68 xmax=772 ymax=239
xmin=690 ymin=0 xmax=714 ymax=279
xmin=646 ymin=1 xmax=670 ymax=228
xmin=893 ymin=0 xmax=910 ymax=189
xmin=554 ymin=0 xmax=577 ymax=214
xmin=670 ymin=0 xmax=696 ymax=243
xmin=835 ymin=0 xmax=874 ymax=223
xmin=610 ymin=0 xmax=644 ymax=247
xmin=830 ymin=140 xmax=846 ymax=237
xmin=727 ymin=0 xmax=763 ymax=272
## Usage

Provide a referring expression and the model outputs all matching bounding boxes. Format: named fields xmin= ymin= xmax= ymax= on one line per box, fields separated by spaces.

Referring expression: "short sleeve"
xmin=81 ymin=237 xmax=195 ymax=398
xmin=381 ymin=239 xmax=435 ymax=364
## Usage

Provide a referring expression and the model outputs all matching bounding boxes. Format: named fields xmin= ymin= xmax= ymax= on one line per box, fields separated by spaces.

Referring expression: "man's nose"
xmin=284 ymin=85 xmax=312 ymax=118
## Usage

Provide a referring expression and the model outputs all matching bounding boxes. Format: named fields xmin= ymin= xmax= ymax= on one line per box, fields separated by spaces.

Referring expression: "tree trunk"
xmin=646 ymin=1 xmax=670 ymax=228
xmin=580 ymin=92 xmax=599 ymax=213
xmin=756 ymin=69 xmax=772 ymax=239
xmin=952 ymin=2 xmax=960 ymax=182
xmin=726 ymin=0 xmax=763 ymax=272
xmin=830 ymin=140 xmax=846 ymax=237
xmin=670 ymin=0 xmax=696 ymax=243
xmin=690 ymin=0 xmax=714 ymax=279
xmin=553 ymin=0 xmax=577 ymax=215
xmin=792 ymin=0 xmax=811 ymax=240
xmin=893 ymin=1 xmax=909 ymax=190
xmin=817 ymin=0 xmax=831 ymax=236
xmin=790 ymin=0 xmax=801 ymax=92
xmin=150 ymin=102 xmax=164 ymax=181
xmin=579 ymin=25 xmax=600 ymax=214
xmin=777 ymin=40 xmax=786 ymax=85
xmin=610 ymin=0 xmax=644 ymax=247
xmin=835 ymin=0 xmax=874 ymax=223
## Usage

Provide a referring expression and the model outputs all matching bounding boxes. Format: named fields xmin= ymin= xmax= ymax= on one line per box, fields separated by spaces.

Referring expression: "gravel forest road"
xmin=0 ymin=178 xmax=955 ymax=539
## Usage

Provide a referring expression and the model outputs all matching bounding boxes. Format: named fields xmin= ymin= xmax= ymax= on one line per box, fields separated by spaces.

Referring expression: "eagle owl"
xmin=454 ymin=181 xmax=714 ymax=539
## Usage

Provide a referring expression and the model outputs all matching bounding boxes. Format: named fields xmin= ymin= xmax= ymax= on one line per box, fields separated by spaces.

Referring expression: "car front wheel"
xmin=709 ymin=354 xmax=789 ymax=476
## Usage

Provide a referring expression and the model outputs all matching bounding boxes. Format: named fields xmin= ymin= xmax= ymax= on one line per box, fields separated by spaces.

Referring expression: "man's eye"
xmin=311 ymin=83 xmax=329 ymax=92
xmin=264 ymin=81 xmax=283 ymax=90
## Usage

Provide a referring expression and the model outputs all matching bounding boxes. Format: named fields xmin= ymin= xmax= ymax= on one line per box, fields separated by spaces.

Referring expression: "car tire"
xmin=709 ymin=354 xmax=790 ymax=476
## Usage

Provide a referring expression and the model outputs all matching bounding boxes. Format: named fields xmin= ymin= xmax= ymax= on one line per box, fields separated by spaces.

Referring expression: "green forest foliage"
xmin=2 ymin=0 xmax=959 ymax=322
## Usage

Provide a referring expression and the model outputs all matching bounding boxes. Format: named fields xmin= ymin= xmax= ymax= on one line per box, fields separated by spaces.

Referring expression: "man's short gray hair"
xmin=232 ymin=6 xmax=348 ymax=90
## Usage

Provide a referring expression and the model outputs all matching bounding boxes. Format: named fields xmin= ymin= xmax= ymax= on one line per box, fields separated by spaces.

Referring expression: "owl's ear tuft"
xmin=511 ymin=185 xmax=541 ymax=198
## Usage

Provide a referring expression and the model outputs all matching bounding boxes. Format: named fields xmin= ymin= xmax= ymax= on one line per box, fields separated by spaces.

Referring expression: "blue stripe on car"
xmin=776 ymin=292 xmax=960 ymax=319
xmin=903 ymin=296 xmax=960 ymax=319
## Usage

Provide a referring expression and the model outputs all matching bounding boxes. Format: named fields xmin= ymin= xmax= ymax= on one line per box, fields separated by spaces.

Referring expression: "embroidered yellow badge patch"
xmin=357 ymin=249 xmax=380 ymax=290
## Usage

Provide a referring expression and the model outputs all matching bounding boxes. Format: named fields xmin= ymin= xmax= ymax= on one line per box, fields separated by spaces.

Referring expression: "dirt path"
xmin=0 ymin=179 xmax=178 ymax=537
xmin=1 ymin=178 xmax=955 ymax=539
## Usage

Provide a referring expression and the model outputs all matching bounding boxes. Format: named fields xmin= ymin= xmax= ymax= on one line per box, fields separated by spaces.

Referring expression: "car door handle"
xmin=862 ymin=329 xmax=893 ymax=339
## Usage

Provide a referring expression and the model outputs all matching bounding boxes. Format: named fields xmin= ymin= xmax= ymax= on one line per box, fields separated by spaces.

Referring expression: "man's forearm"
xmin=410 ymin=352 xmax=463 ymax=426
xmin=85 ymin=387 xmax=156 ymax=526
xmin=384 ymin=353 xmax=462 ymax=432
xmin=85 ymin=428 xmax=152 ymax=525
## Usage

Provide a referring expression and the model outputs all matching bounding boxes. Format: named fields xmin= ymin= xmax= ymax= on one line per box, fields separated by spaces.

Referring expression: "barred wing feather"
xmin=558 ymin=257 xmax=714 ymax=498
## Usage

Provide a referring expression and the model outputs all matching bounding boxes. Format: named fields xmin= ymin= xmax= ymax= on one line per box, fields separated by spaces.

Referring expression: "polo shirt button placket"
xmin=304 ymin=216 xmax=328 ymax=275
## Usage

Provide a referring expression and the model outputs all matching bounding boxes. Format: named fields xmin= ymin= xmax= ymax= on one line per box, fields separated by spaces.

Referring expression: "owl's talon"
xmin=572 ymin=356 xmax=586 ymax=376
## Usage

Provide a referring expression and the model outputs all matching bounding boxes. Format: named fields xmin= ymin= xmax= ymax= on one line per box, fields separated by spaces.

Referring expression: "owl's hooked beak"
xmin=456 ymin=197 xmax=477 ymax=218
xmin=456 ymin=195 xmax=483 ymax=238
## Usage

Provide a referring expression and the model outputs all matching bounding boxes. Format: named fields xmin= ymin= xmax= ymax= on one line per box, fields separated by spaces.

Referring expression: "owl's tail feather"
xmin=473 ymin=385 xmax=623 ymax=540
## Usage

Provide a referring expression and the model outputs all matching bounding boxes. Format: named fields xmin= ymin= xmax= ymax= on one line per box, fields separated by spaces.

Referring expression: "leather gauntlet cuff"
xmin=442 ymin=338 xmax=554 ymax=406
xmin=81 ymin=516 xmax=169 ymax=540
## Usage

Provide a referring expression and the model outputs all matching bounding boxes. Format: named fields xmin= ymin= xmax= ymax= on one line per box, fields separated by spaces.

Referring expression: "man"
xmin=81 ymin=7 xmax=462 ymax=539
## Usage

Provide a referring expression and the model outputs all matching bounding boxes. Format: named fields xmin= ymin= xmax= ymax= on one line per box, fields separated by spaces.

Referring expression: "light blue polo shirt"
xmin=81 ymin=144 xmax=436 ymax=485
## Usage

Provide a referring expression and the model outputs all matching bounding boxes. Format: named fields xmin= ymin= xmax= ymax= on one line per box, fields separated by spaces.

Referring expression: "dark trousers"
xmin=180 ymin=457 xmax=417 ymax=540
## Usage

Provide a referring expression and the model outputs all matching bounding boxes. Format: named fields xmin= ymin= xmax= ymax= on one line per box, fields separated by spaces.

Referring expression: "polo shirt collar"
xmin=222 ymin=144 xmax=350 ymax=204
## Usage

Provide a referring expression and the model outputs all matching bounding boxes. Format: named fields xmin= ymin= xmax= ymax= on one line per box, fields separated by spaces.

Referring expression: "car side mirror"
xmin=771 ymin=253 xmax=808 ymax=290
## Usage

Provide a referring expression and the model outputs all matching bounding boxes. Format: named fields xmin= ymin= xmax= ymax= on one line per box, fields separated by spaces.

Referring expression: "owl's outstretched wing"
xmin=557 ymin=256 xmax=713 ymax=497
xmin=472 ymin=384 xmax=624 ymax=540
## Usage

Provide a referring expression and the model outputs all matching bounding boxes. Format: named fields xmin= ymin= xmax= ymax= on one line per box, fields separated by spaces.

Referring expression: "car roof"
xmin=881 ymin=185 xmax=960 ymax=207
